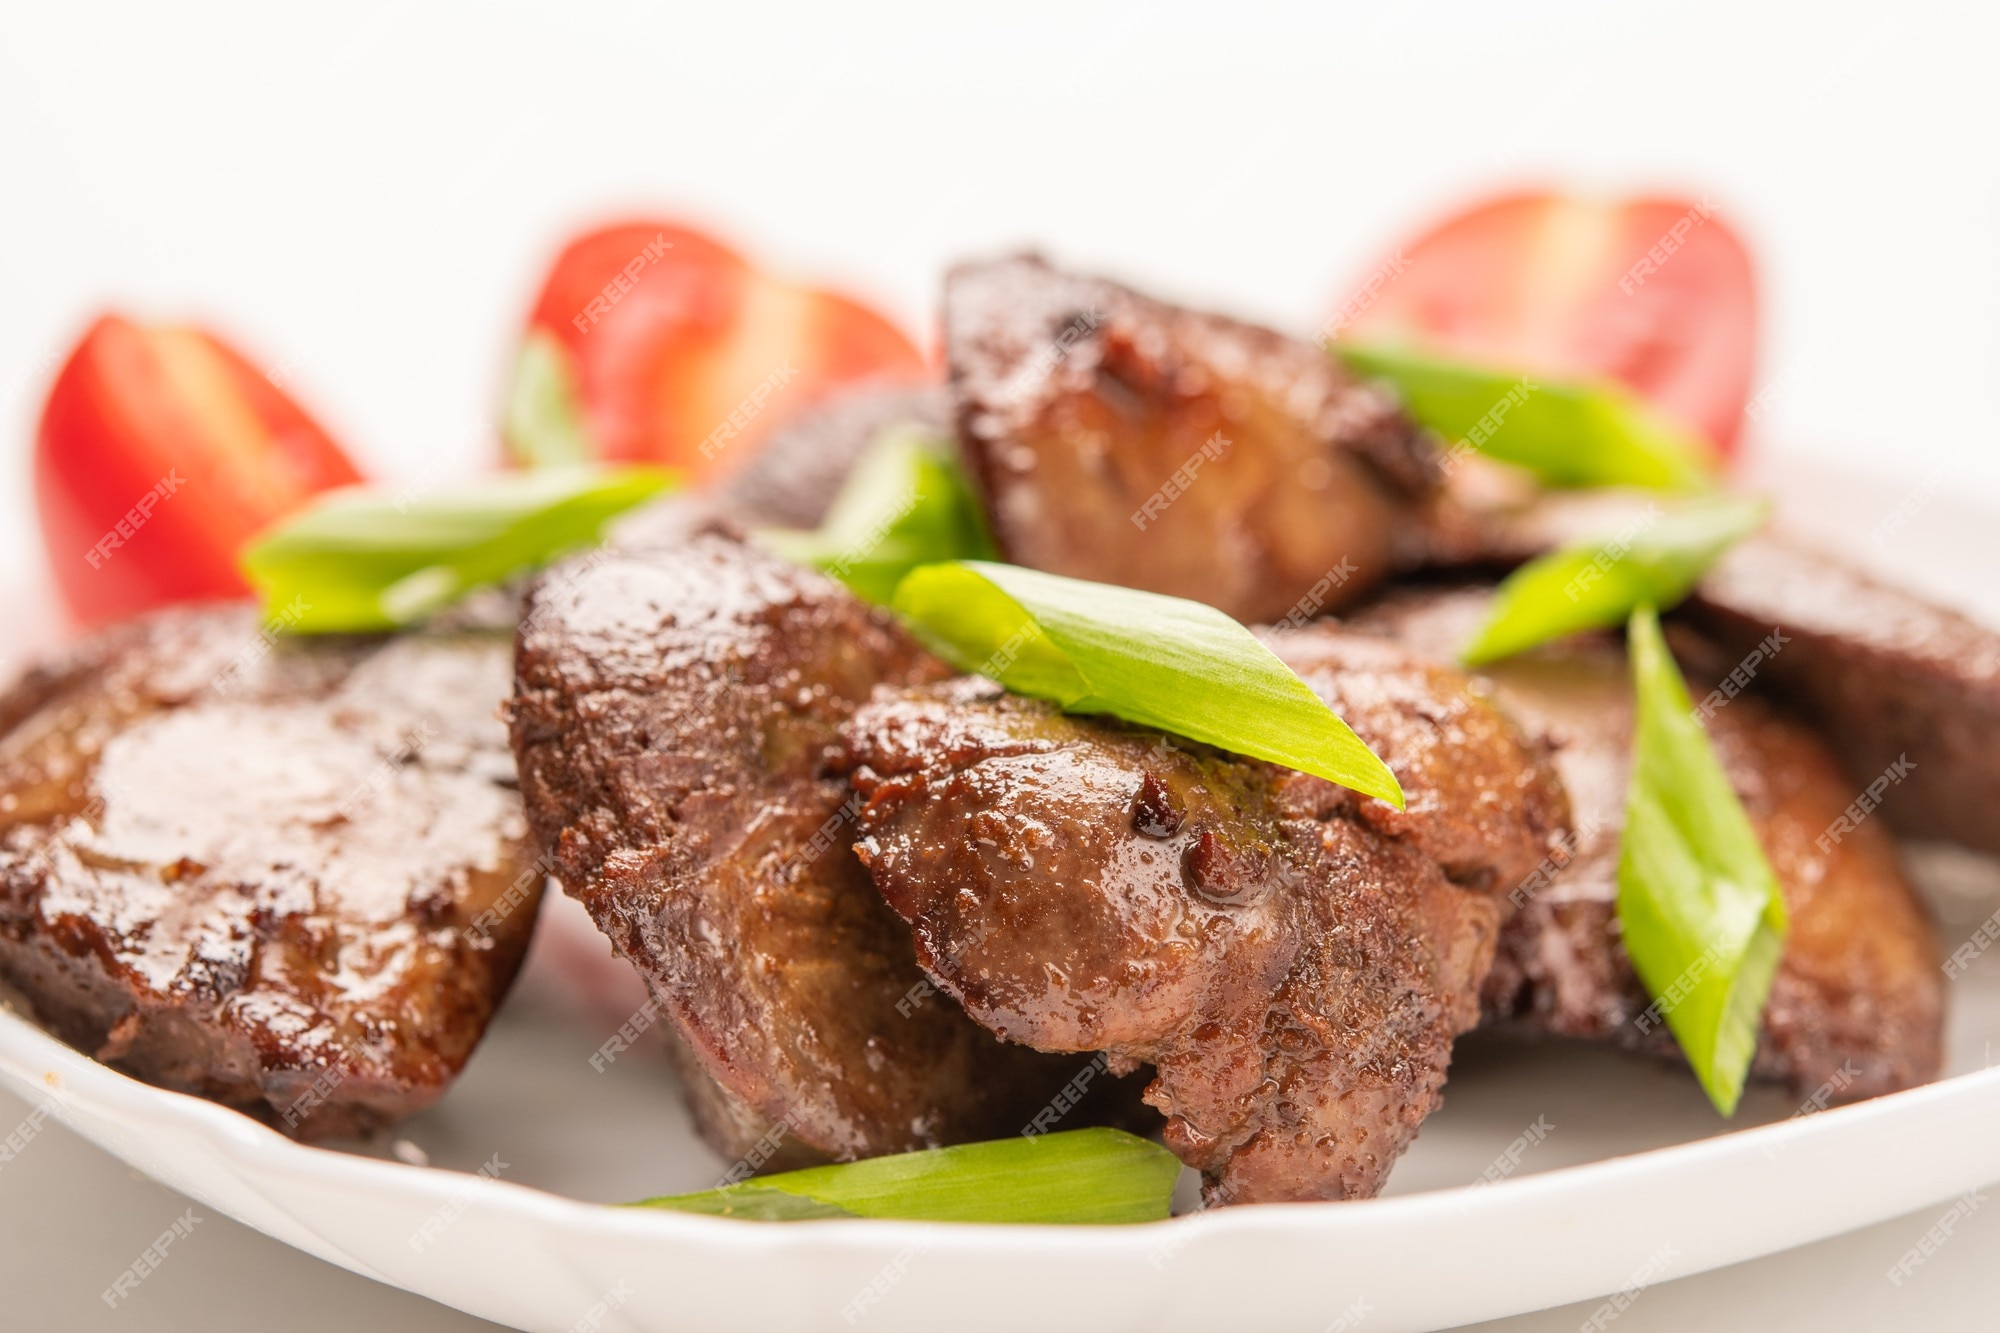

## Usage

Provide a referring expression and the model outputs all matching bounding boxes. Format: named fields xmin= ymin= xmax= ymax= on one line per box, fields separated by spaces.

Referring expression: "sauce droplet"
xmin=1131 ymin=771 xmax=1184 ymax=838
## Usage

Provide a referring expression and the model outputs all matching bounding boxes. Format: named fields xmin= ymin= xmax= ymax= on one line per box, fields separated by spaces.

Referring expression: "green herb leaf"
xmin=242 ymin=466 xmax=676 ymax=632
xmin=893 ymin=561 xmax=1405 ymax=808
xmin=759 ymin=427 xmax=997 ymax=604
xmin=631 ymin=1184 xmax=858 ymax=1221
xmin=1617 ymin=606 xmax=1787 ymax=1117
xmin=1338 ymin=341 xmax=1718 ymax=491
xmin=629 ymin=1128 xmax=1180 ymax=1225
xmin=1461 ymin=494 xmax=1769 ymax=665
xmin=503 ymin=330 xmax=594 ymax=467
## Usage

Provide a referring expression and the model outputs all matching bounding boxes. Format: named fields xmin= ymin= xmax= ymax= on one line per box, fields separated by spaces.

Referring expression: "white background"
xmin=3 ymin=1 xmax=1997 ymax=1328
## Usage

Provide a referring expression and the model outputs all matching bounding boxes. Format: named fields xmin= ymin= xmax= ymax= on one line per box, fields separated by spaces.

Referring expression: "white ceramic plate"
xmin=3 ymin=453 xmax=1997 ymax=1333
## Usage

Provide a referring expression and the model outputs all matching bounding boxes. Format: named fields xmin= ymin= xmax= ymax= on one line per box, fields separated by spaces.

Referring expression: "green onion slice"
xmin=758 ymin=426 xmax=997 ymax=605
xmin=242 ymin=465 xmax=675 ymax=632
xmin=893 ymin=561 xmax=1404 ymax=807
xmin=1617 ymin=606 xmax=1788 ymax=1116
xmin=1338 ymin=341 xmax=1718 ymax=491
xmin=1461 ymin=494 xmax=1768 ymax=666
xmin=629 ymin=1128 xmax=1181 ymax=1225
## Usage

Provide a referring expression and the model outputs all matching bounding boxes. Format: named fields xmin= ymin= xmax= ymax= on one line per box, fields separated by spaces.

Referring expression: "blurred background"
xmin=5 ymin=0 xmax=1996 ymax=600
xmin=3 ymin=2 xmax=1996 ymax=1328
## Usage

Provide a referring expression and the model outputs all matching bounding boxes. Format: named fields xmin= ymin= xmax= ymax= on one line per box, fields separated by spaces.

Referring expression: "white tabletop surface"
xmin=3 ymin=2 xmax=1997 ymax=1328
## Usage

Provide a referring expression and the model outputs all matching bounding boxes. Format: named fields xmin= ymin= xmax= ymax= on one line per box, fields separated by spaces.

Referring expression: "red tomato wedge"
xmin=35 ymin=315 xmax=366 ymax=626
xmin=1333 ymin=191 xmax=1759 ymax=454
xmin=509 ymin=220 xmax=930 ymax=481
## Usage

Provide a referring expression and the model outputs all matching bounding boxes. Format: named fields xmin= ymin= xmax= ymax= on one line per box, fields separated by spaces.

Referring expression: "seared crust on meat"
xmin=0 ymin=607 xmax=539 ymax=1139
xmin=1261 ymin=628 xmax=1572 ymax=899
xmin=507 ymin=532 xmax=1099 ymax=1165
xmin=1351 ymin=586 xmax=1944 ymax=1098
xmin=945 ymin=255 xmax=1441 ymax=623
xmin=844 ymin=628 xmax=1568 ymax=1204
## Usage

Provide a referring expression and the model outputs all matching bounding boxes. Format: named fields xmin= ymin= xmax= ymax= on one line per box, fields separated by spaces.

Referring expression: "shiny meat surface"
xmin=945 ymin=255 xmax=1441 ymax=623
xmin=1351 ymin=586 xmax=1944 ymax=1097
xmin=1261 ymin=628 xmax=1572 ymax=900
xmin=843 ymin=627 xmax=1569 ymax=1204
xmin=507 ymin=531 xmax=1101 ymax=1165
xmin=0 ymin=607 xmax=540 ymax=1139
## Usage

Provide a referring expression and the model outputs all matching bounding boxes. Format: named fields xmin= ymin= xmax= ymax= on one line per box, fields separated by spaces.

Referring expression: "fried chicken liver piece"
xmin=945 ymin=255 xmax=1442 ymax=624
xmin=1350 ymin=585 xmax=1944 ymax=1098
xmin=507 ymin=530 xmax=1107 ymax=1166
xmin=719 ymin=382 xmax=952 ymax=531
xmin=843 ymin=627 xmax=1569 ymax=1204
xmin=1420 ymin=484 xmax=2000 ymax=858
xmin=0 ymin=608 xmax=540 ymax=1139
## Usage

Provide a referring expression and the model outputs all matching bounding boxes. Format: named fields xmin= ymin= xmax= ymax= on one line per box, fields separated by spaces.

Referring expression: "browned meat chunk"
xmin=1261 ymin=629 xmax=1573 ymax=899
xmin=719 ymin=382 xmax=952 ymax=530
xmin=1422 ymin=485 xmax=2000 ymax=856
xmin=1351 ymin=586 xmax=1944 ymax=1098
xmin=1684 ymin=535 xmax=2000 ymax=856
xmin=843 ymin=627 xmax=1568 ymax=1204
xmin=945 ymin=255 xmax=1441 ymax=624
xmin=0 ymin=608 xmax=541 ymax=1139
xmin=507 ymin=531 xmax=1108 ymax=1166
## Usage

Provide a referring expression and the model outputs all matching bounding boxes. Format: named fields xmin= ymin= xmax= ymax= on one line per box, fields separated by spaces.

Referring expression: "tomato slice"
xmin=509 ymin=219 xmax=930 ymax=481
xmin=1334 ymin=191 xmax=1758 ymax=454
xmin=35 ymin=316 xmax=366 ymax=626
